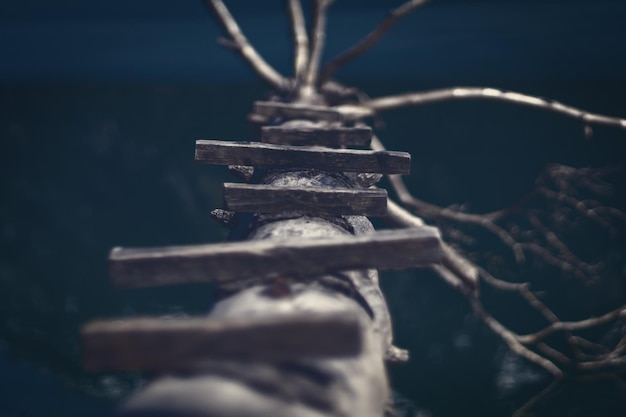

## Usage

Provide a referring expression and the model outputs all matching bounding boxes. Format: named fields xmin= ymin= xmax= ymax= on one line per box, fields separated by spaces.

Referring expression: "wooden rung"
xmin=82 ymin=312 xmax=362 ymax=372
xmin=109 ymin=227 xmax=441 ymax=288
xmin=253 ymin=101 xmax=343 ymax=122
xmin=195 ymin=140 xmax=411 ymax=175
xmin=261 ymin=125 xmax=372 ymax=148
xmin=223 ymin=183 xmax=388 ymax=216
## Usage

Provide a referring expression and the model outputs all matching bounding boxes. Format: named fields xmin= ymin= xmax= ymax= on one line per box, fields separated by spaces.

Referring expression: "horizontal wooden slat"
xmin=195 ymin=140 xmax=411 ymax=175
xmin=261 ymin=125 xmax=372 ymax=148
xmin=82 ymin=312 xmax=362 ymax=372
xmin=109 ymin=227 xmax=441 ymax=288
xmin=223 ymin=183 xmax=387 ymax=216
xmin=253 ymin=101 xmax=343 ymax=122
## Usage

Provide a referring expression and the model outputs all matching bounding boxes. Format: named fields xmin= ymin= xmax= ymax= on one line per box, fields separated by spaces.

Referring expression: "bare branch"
xmin=429 ymin=264 xmax=555 ymax=379
xmin=479 ymin=266 xmax=562 ymax=324
xmin=334 ymin=88 xmax=626 ymax=130
xmin=386 ymin=199 xmax=479 ymax=290
xmin=526 ymin=212 xmax=602 ymax=283
xmin=372 ymin=125 xmax=626 ymax=403
xmin=379 ymin=143 xmax=626 ymax=401
xmin=304 ymin=0 xmax=333 ymax=93
xmin=286 ymin=0 xmax=309 ymax=82
xmin=478 ymin=266 xmax=526 ymax=292
xmin=468 ymin=294 xmax=563 ymax=378
xmin=519 ymin=285 xmax=560 ymax=324
xmin=528 ymin=212 xmax=573 ymax=259
xmin=577 ymin=355 xmax=626 ymax=372
xmin=207 ymin=0 xmax=291 ymax=91
xmin=519 ymin=306 xmax=626 ymax=345
xmin=320 ymin=0 xmax=431 ymax=82
xmin=537 ymin=186 xmax=620 ymax=235
xmin=519 ymin=242 xmax=592 ymax=283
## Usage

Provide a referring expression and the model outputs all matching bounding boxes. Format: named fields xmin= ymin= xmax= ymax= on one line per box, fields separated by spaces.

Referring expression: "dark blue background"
xmin=1 ymin=1 xmax=626 ymax=416
xmin=1 ymin=0 xmax=625 ymax=82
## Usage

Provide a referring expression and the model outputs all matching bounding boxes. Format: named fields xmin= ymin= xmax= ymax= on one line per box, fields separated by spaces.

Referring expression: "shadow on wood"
xmin=82 ymin=312 xmax=363 ymax=372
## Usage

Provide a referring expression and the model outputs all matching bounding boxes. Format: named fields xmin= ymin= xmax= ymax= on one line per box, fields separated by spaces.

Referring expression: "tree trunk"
xmin=116 ymin=136 xmax=396 ymax=417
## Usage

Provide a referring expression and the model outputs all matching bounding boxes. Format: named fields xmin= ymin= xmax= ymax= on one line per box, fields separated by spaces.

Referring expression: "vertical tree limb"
xmin=304 ymin=0 xmax=333 ymax=94
xmin=286 ymin=0 xmax=309 ymax=82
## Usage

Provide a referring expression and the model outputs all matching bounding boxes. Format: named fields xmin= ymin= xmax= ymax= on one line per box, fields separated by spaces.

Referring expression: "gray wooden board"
xmin=109 ymin=227 xmax=441 ymax=288
xmin=253 ymin=101 xmax=343 ymax=122
xmin=195 ymin=140 xmax=411 ymax=175
xmin=261 ymin=125 xmax=372 ymax=148
xmin=222 ymin=183 xmax=388 ymax=216
xmin=82 ymin=312 xmax=362 ymax=372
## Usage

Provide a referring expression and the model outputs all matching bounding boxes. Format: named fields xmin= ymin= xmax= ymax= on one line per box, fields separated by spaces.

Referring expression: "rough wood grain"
xmin=223 ymin=183 xmax=388 ymax=216
xmin=195 ymin=140 xmax=411 ymax=175
xmin=82 ymin=312 xmax=362 ymax=372
xmin=261 ymin=125 xmax=372 ymax=148
xmin=253 ymin=101 xmax=343 ymax=122
xmin=109 ymin=227 xmax=441 ymax=288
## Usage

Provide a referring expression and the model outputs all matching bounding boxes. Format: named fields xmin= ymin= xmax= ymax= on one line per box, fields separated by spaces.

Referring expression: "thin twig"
xmin=528 ymin=212 xmax=574 ymax=261
xmin=519 ymin=306 xmax=626 ymax=345
xmin=537 ymin=342 xmax=572 ymax=365
xmin=478 ymin=266 xmax=525 ymax=291
xmin=518 ymin=242 xmax=591 ymax=283
xmin=526 ymin=211 xmax=602 ymax=284
xmin=286 ymin=0 xmax=309 ymax=82
xmin=537 ymin=187 xmax=618 ymax=234
xmin=207 ymin=0 xmax=291 ymax=91
xmin=320 ymin=0 xmax=431 ymax=82
xmin=479 ymin=266 xmax=563 ymax=328
xmin=334 ymin=87 xmax=626 ymax=130
xmin=468 ymin=295 xmax=563 ymax=378
xmin=519 ymin=285 xmax=560 ymax=324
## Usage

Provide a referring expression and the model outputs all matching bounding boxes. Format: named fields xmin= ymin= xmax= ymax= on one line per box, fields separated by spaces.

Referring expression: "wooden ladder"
xmin=81 ymin=101 xmax=442 ymax=415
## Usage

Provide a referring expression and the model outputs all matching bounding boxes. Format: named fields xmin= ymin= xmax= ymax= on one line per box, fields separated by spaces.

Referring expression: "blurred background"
xmin=1 ymin=1 xmax=626 ymax=416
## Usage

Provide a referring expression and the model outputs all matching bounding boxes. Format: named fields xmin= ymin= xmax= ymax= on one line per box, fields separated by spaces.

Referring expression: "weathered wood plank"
xmin=195 ymin=140 xmax=411 ymax=175
xmin=253 ymin=101 xmax=343 ymax=122
xmin=109 ymin=227 xmax=441 ymax=288
xmin=82 ymin=312 xmax=362 ymax=372
xmin=261 ymin=125 xmax=372 ymax=148
xmin=222 ymin=183 xmax=387 ymax=216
